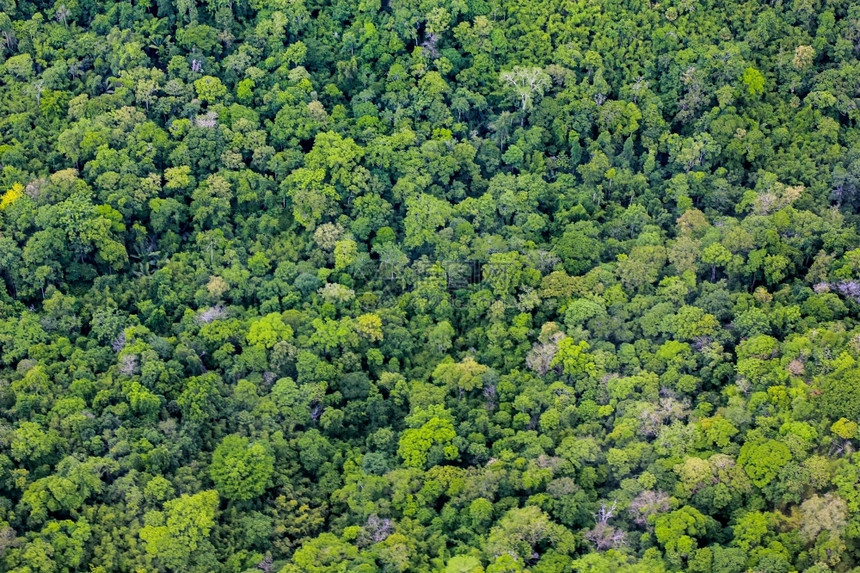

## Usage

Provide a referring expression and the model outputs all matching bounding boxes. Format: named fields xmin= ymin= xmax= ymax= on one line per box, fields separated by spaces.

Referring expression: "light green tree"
xmin=210 ymin=435 xmax=274 ymax=501
xmin=655 ymin=506 xmax=711 ymax=563
xmin=446 ymin=555 xmax=485 ymax=573
xmin=193 ymin=75 xmax=227 ymax=103
xmin=403 ymin=193 xmax=452 ymax=248
xmin=139 ymin=490 xmax=219 ymax=569
xmin=742 ymin=67 xmax=765 ymax=96
xmin=398 ymin=413 xmax=458 ymax=469
xmin=433 ymin=356 xmax=489 ymax=393
xmin=701 ymin=243 xmax=732 ymax=281
xmin=551 ymin=338 xmax=597 ymax=380
xmin=738 ymin=439 xmax=792 ymax=487
xmin=247 ymin=312 xmax=294 ymax=349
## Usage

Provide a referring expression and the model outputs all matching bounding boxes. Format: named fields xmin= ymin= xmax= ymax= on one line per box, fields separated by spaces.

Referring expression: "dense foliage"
xmin=2 ymin=0 xmax=860 ymax=570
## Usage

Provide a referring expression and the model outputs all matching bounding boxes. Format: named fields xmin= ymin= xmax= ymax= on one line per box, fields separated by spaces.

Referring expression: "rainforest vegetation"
xmin=2 ymin=0 xmax=860 ymax=570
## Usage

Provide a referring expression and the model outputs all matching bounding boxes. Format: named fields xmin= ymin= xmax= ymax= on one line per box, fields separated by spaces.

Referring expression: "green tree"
xmin=247 ymin=313 xmax=294 ymax=349
xmin=446 ymin=555 xmax=485 ymax=573
xmin=701 ymin=243 xmax=732 ymax=281
xmin=282 ymin=533 xmax=369 ymax=573
xmin=403 ymin=193 xmax=452 ymax=248
xmin=433 ymin=356 xmax=489 ymax=393
xmin=210 ymin=435 xmax=274 ymax=501
xmin=484 ymin=506 xmax=575 ymax=564
xmin=741 ymin=67 xmax=765 ymax=96
xmin=655 ymin=506 xmax=712 ymax=563
xmin=398 ymin=411 xmax=458 ymax=469
xmin=283 ymin=168 xmax=339 ymax=230
xmin=551 ymin=338 xmax=597 ymax=380
xmin=738 ymin=440 xmax=792 ymax=488
xmin=139 ymin=490 xmax=219 ymax=570
xmin=194 ymin=75 xmax=227 ymax=103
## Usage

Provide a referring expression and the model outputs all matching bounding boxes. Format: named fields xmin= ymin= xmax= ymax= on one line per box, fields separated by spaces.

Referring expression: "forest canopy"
xmin=2 ymin=0 xmax=860 ymax=571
